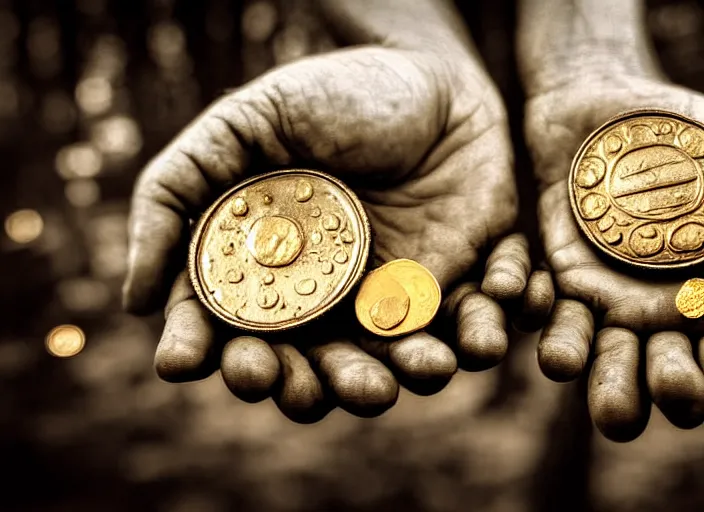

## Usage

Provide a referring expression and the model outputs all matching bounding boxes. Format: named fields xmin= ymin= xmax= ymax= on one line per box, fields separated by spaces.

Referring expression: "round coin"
xmin=569 ymin=109 xmax=704 ymax=269
xmin=676 ymin=278 xmax=704 ymax=319
xmin=189 ymin=169 xmax=371 ymax=332
xmin=355 ymin=259 xmax=441 ymax=337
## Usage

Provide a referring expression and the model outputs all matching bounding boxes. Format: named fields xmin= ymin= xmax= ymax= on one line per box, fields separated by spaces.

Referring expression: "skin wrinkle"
xmin=164 ymin=271 xmax=196 ymax=318
xmin=221 ymin=337 xmax=280 ymax=403
xmin=174 ymin=148 xmax=221 ymax=203
xmin=524 ymin=271 xmax=554 ymax=311
xmin=205 ymin=113 xmax=256 ymax=181
xmin=272 ymin=344 xmax=331 ymax=424
xmin=156 ymin=299 xmax=217 ymax=382
xmin=646 ymin=332 xmax=704 ymax=427
xmin=539 ymin=300 xmax=594 ymax=381
xmin=588 ymin=328 xmax=647 ymax=441
xmin=307 ymin=341 xmax=399 ymax=416
xmin=456 ymin=291 xmax=508 ymax=366
xmin=189 ymin=115 xmax=244 ymax=181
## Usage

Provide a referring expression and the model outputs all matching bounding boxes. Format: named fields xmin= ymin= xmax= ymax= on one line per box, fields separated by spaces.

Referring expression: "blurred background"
xmin=1 ymin=0 xmax=703 ymax=511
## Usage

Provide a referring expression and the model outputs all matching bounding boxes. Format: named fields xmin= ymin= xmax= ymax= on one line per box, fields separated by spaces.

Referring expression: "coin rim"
xmin=188 ymin=169 xmax=371 ymax=332
xmin=568 ymin=108 xmax=704 ymax=270
xmin=354 ymin=258 xmax=442 ymax=338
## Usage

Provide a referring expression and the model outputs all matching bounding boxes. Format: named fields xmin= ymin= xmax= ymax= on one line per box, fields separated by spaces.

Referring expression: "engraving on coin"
xmin=257 ymin=288 xmax=279 ymax=309
xmin=370 ymin=295 xmax=410 ymax=330
xmin=355 ymin=259 xmax=441 ymax=338
xmin=295 ymin=179 xmax=314 ymax=202
xmin=629 ymin=224 xmax=664 ymax=257
xmin=245 ymin=215 xmax=304 ymax=268
xmin=670 ymin=221 xmax=704 ymax=252
xmin=232 ymin=197 xmax=248 ymax=216
xmin=676 ymin=278 xmax=704 ymax=318
xmin=227 ymin=269 xmax=244 ymax=284
xmin=323 ymin=213 xmax=340 ymax=231
xmin=569 ymin=109 xmax=704 ymax=268
xmin=333 ymin=249 xmax=348 ymax=264
xmin=295 ymin=278 xmax=317 ymax=296
xmin=189 ymin=169 xmax=371 ymax=332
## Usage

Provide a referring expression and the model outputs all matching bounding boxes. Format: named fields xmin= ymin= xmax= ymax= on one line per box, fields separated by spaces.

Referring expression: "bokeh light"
xmin=91 ymin=115 xmax=143 ymax=159
xmin=45 ymin=325 xmax=86 ymax=358
xmin=55 ymin=143 xmax=103 ymax=179
xmin=148 ymin=21 xmax=187 ymax=69
xmin=272 ymin=25 xmax=308 ymax=64
xmin=75 ymin=76 xmax=113 ymax=116
xmin=65 ymin=179 xmax=101 ymax=208
xmin=242 ymin=1 xmax=278 ymax=43
xmin=86 ymin=35 xmax=127 ymax=80
xmin=5 ymin=209 xmax=43 ymax=244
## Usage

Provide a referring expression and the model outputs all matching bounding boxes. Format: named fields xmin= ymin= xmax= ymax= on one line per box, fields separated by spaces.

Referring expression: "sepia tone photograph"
xmin=1 ymin=0 xmax=703 ymax=511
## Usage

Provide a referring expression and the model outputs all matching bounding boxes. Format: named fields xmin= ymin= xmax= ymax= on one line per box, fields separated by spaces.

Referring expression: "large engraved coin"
xmin=355 ymin=259 xmax=441 ymax=337
xmin=569 ymin=109 xmax=704 ymax=269
xmin=189 ymin=169 xmax=371 ymax=332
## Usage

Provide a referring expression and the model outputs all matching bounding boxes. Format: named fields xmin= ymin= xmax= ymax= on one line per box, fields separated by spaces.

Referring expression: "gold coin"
xmin=676 ymin=278 xmax=704 ymax=318
xmin=569 ymin=109 xmax=704 ymax=269
xmin=45 ymin=325 xmax=86 ymax=358
xmin=355 ymin=259 xmax=441 ymax=337
xmin=189 ymin=169 xmax=371 ymax=332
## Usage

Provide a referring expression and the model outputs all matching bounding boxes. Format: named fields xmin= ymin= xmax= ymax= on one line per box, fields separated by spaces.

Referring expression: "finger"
xmin=122 ymin=88 xmax=289 ymax=314
xmin=452 ymin=286 xmax=509 ymax=371
xmin=538 ymin=299 xmax=594 ymax=382
xmin=514 ymin=270 xmax=555 ymax=332
xmin=272 ymin=344 xmax=332 ymax=424
xmin=481 ymin=233 xmax=531 ymax=301
xmin=646 ymin=332 xmax=704 ymax=429
xmin=221 ymin=336 xmax=280 ymax=403
xmin=155 ymin=272 xmax=220 ymax=383
xmin=699 ymin=336 xmax=704 ymax=370
xmin=588 ymin=328 xmax=650 ymax=442
xmin=360 ymin=332 xmax=457 ymax=396
xmin=307 ymin=341 xmax=399 ymax=418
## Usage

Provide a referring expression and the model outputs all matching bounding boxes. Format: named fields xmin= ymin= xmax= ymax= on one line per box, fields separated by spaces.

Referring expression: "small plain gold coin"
xmin=355 ymin=259 xmax=441 ymax=337
xmin=189 ymin=169 xmax=371 ymax=332
xmin=676 ymin=278 xmax=704 ymax=319
xmin=569 ymin=109 xmax=704 ymax=269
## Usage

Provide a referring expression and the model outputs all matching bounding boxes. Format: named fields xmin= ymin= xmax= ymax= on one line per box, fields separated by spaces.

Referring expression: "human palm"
xmin=124 ymin=46 xmax=538 ymax=422
xmin=526 ymin=74 xmax=704 ymax=440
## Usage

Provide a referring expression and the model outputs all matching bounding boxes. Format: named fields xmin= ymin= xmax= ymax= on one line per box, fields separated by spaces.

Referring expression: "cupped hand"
xmin=526 ymin=73 xmax=704 ymax=440
xmin=124 ymin=45 xmax=540 ymax=422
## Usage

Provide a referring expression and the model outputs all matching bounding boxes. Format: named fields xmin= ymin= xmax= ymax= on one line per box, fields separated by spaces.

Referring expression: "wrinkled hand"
xmin=526 ymin=73 xmax=704 ymax=440
xmin=123 ymin=45 xmax=544 ymax=422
